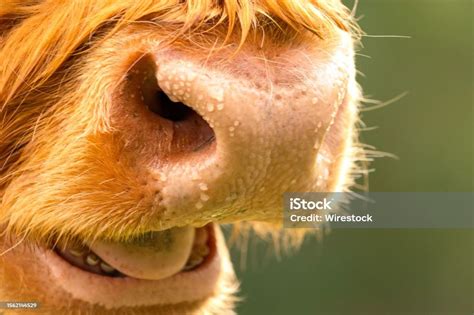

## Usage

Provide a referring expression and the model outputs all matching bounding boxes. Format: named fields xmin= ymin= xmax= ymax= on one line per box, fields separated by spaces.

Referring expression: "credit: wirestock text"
xmin=287 ymin=196 xmax=372 ymax=224
xmin=289 ymin=213 xmax=373 ymax=223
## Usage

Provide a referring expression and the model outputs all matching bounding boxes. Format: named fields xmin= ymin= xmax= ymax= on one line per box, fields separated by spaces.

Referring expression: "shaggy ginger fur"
xmin=0 ymin=0 xmax=361 ymax=314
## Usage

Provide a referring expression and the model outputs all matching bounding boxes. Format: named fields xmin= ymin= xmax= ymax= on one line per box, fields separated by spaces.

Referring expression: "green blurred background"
xmin=230 ymin=1 xmax=473 ymax=314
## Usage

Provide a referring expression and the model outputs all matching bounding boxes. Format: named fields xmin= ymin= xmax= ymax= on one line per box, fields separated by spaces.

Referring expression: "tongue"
xmin=89 ymin=227 xmax=195 ymax=280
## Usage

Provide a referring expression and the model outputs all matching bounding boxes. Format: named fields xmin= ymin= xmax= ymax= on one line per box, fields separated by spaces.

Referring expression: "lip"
xmin=38 ymin=223 xmax=223 ymax=308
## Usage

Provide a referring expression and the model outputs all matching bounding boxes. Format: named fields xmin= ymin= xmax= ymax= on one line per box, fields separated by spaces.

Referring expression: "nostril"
xmin=144 ymin=88 xmax=216 ymax=154
xmin=147 ymin=90 xmax=194 ymax=122
xmin=117 ymin=54 xmax=216 ymax=161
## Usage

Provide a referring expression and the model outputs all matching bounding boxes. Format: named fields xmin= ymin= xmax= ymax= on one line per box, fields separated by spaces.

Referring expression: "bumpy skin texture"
xmin=0 ymin=1 xmax=361 ymax=314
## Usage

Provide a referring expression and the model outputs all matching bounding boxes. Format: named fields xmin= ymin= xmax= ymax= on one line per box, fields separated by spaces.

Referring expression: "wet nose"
xmin=106 ymin=48 xmax=350 ymax=230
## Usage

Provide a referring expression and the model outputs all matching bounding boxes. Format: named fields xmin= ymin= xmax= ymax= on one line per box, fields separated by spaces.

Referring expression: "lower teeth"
xmin=69 ymin=249 xmax=84 ymax=257
xmin=183 ymin=256 xmax=204 ymax=270
xmin=100 ymin=261 xmax=116 ymax=273
xmin=183 ymin=241 xmax=210 ymax=271
xmin=85 ymin=253 xmax=100 ymax=266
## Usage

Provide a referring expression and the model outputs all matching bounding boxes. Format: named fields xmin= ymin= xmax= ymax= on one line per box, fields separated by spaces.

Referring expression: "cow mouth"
xmin=53 ymin=225 xmax=213 ymax=280
xmin=52 ymin=225 xmax=213 ymax=282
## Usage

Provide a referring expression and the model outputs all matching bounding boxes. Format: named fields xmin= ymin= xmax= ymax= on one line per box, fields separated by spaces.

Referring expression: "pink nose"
xmin=102 ymin=42 xmax=354 ymax=231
